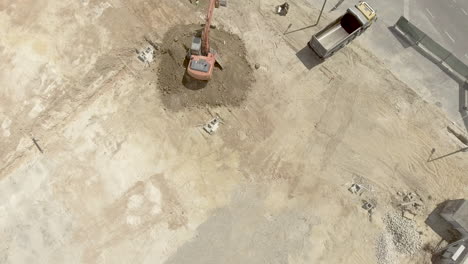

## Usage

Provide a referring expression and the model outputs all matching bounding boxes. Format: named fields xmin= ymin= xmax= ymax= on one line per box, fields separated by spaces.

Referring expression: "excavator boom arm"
xmin=202 ymin=0 xmax=217 ymax=55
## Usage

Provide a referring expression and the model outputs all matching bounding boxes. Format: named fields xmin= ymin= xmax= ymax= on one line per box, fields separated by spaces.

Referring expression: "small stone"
xmin=174 ymin=37 xmax=178 ymax=42
xmin=254 ymin=63 xmax=260 ymax=69
xmin=403 ymin=195 xmax=412 ymax=202
xmin=384 ymin=212 xmax=422 ymax=256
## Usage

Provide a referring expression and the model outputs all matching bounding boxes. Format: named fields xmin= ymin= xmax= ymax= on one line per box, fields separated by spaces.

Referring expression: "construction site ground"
xmin=1 ymin=0 xmax=467 ymax=263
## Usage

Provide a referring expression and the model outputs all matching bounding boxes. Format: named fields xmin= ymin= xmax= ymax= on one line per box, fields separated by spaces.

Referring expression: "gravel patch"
xmin=384 ymin=212 xmax=422 ymax=255
xmin=376 ymin=232 xmax=398 ymax=264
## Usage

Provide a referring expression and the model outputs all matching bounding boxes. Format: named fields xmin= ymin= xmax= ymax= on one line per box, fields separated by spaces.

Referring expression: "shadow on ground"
xmin=460 ymin=82 xmax=468 ymax=130
xmin=284 ymin=24 xmax=317 ymax=35
xmin=162 ymin=187 xmax=319 ymax=264
xmin=428 ymin=147 xmax=468 ymax=162
xmin=296 ymin=46 xmax=323 ymax=70
xmin=425 ymin=201 xmax=459 ymax=242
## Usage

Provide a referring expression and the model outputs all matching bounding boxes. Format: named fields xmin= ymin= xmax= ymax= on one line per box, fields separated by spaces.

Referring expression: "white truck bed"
xmin=316 ymin=22 xmax=349 ymax=50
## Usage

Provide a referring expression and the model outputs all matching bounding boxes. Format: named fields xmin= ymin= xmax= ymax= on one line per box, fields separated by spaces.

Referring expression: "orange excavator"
xmin=186 ymin=0 xmax=227 ymax=81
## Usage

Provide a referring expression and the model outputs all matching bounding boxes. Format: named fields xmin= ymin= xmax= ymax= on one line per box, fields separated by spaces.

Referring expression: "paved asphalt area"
xmin=302 ymin=0 xmax=468 ymax=131
xmin=413 ymin=0 xmax=468 ymax=64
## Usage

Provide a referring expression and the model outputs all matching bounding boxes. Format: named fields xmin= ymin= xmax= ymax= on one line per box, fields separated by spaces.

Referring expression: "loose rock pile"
xmin=376 ymin=232 xmax=398 ymax=264
xmin=384 ymin=212 xmax=422 ymax=255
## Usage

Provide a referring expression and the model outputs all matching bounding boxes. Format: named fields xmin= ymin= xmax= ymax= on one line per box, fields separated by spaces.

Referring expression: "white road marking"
xmin=425 ymin=8 xmax=435 ymax=18
xmin=462 ymin=8 xmax=468 ymax=16
xmin=465 ymin=54 xmax=468 ymax=59
xmin=444 ymin=31 xmax=455 ymax=43
xmin=404 ymin=0 xmax=410 ymax=18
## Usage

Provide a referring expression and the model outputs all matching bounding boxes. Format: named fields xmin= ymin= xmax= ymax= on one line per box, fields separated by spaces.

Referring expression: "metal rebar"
xmin=315 ymin=0 xmax=328 ymax=26
xmin=428 ymin=147 xmax=468 ymax=162
xmin=32 ymin=137 xmax=44 ymax=154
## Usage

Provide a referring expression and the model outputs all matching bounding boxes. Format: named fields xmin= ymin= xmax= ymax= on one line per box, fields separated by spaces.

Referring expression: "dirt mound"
xmin=157 ymin=24 xmax=254 ymax=110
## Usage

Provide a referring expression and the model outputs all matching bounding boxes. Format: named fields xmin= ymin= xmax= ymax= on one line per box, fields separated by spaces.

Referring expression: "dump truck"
xmin=308 ymin=2 xmax=376 ymax=59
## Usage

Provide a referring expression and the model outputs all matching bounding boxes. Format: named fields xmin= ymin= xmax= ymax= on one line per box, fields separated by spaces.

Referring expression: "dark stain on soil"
xmin=157 ymin=24 xmax=254 ymax=111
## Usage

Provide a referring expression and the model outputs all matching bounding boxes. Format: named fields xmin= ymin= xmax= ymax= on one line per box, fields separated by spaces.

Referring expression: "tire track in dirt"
xmin=315 ymin=79 xmax=360 ymax=172
xmin=0 ymin=55 xmax=128 ymax=180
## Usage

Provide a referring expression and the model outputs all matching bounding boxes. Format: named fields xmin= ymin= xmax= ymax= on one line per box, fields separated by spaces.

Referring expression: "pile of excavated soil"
xmin=157 ymin=24 xmax=254 ymax=110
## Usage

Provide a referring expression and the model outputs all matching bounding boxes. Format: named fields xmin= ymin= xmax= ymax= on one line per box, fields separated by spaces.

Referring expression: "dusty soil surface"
xmin=157 ymin=24 xmax=253 ymax=110
xmin=0 ymin=0 xmax=467 ymax=264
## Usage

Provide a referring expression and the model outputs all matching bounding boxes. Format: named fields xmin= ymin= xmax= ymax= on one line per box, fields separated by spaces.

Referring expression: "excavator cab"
xmin=188 ymin=37 xmax=202 ymax=57
xmin=187 ymin=53 xmax=216 ymax=81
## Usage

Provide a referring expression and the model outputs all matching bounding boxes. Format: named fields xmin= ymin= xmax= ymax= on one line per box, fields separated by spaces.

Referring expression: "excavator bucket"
xmin=211 ymin=48 xmax=224 ymax=70
xmin=215 ymin=56 xmax=224 ymax=70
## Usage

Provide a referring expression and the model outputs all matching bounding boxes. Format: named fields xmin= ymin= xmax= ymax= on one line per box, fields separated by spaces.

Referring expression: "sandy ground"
xmin=0 ymin=0 xmax=467 ymax=263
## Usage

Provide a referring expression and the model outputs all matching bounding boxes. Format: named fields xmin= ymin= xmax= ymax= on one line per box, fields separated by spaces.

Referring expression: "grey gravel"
xmin=384 ymin=212 xmax=422 ymax=255
xmin=376 ymin=233 xmax=398 ymax=264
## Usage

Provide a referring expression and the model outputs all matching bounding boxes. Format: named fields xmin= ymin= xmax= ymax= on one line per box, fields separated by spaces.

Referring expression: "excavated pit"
xmin=157 ymin=24 xmax=254 ymax=111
